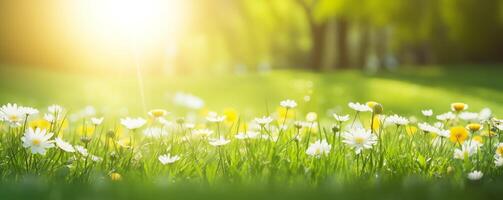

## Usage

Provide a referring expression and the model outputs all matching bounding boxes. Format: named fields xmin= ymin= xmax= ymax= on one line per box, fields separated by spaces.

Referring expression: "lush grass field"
xmin=0 ymin=65 xmax=502 ymax=200
xmin=1 ymin=65 xmax=502 ymax=115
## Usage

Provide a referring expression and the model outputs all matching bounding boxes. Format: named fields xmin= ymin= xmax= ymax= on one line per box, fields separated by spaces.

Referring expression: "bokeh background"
xmin=0 ymin=0 xmax=502 ymax=115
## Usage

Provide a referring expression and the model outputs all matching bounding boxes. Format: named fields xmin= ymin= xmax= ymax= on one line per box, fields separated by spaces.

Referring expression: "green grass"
xmin=0 ymin=65 xmax=502 ymax=200
xmin=1 ymin=65 xmax=502 ymax=116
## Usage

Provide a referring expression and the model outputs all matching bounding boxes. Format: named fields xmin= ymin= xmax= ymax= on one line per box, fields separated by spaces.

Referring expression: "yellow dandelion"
xmin=451 ymin=102 xmax=468 ymax=112
xmin=371 ymin=115 xmax=381 ymax=132
xmin=77 ymin=125 xmax=95 ymax=137
xmin=277 ymin=106 xmax=295 ymax=119
xmin=472 ymin=135 xmax=483 ymax=144
xmin=405 ymin=125 xmax=418 ymax=136
xmin=366 ymin=101 xmax=383 ymax=114
xmin=110 ymin=172 xmax=122 ymax=181
xmin=29 ymin=119 xmax=51 ymax=130
xmin=449 ymin=126 xmax=469 ymax=144
xmin=223 ymin=108 xmax=238 ymax=123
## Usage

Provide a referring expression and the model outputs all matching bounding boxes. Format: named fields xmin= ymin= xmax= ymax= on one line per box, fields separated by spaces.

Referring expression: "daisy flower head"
xmin=21 ymin=128 xmax=55 ymax=155
xmin=385 ymin=114 xmax=409 ymax=126
xmin=120 ymin=117 xmax=146 ymax=130
xmin=306 ymin=139 xmax=331 ymax=157
xmin=192 ymin=128 xmax=214 ymax=137
xmin=451 ymin=102 xmax=468 ymax=112
xmin=91 ymin=117 xmax=104 ymax=126
xmin=143 ymin=127 xmax=167 ymax=138
xmin=75 ymin=145 xmax=89 ymax=156
xmin=235 ymin=131 xmax=260 ymax=140
xmin=436 ymin=112 xmax=455 ymax=121
xmin=0 ymin=103 xmax=25 ymax=127
xmin=495 ymin=156 xmax=503 ymax=167
xmin=158 ymin=154 xmax=180 ymax=165
xmin=449 ymin=126 xmax=469 ymax=144
xmin=342 ymin=127 xmax=378 ymax=154
xmin=55 ymin=137 xmax=75 ymax=152
xmin=466 ymin=123 xmax=482 ymax=132
xmin=148 ymin=109 xmax=168 ymax=118
xmin=280 ymin=99 xmax=297 ymax=109
xmin=333 ymin=113 xmax=350 ymax=122
xmin=459 ymin=112 xmax=479 ymax=121
xmin=254 ymin=116 xmax=274 ymax=126
xmin=20 ymin=106 xmax=39 ymax=116
xmin=348 ymin=102 xmax=372 ymax=112
xmin=306 ymin=112 xmax=318 ymax=122
xmin=206 ymin=112 xmax=226 ymax=123
xmin=421 ymin=109 xmax=433 ymax=117
xmin=418 ymin=122 xmax=440 ymax=133
xmin=495 ymin=143 xmax=503 ymax=157
xmin=467 ymin=170 xmax=483 ymax=181
xmin=48 ymin=104 xmax=64 ymax=114
xmin=209 ymin=137 xmax=231 ymax=146
xmin=453 ymin=142 xmax=478 ymax=160
xmin=478 ymin=108 xmax=492 ymax=121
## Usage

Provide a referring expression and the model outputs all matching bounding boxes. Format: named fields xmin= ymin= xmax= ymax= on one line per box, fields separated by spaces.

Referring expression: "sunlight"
xmin=66 ymin=0 xmax=187 ymax=51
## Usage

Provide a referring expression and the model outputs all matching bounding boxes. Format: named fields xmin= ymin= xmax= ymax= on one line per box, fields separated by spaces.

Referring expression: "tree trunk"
xmin=357 ymin=22 xmax=370 ymax=69
xmin=309 ymin=23 xmax=327 ymax=71
xmin=335 ymin=17 xmax=349 ymax=69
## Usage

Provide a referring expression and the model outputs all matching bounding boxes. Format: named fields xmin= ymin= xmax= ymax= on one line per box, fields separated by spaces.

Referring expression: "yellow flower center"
xmin=497 ymin=147 xmax=503 ymax=156
xmin=451 ymin=103 xmax=466 ymax=111
xmin=8 ymin=115 xmax=19 ymax=122
xmin=32 ymin=139 xmax=41 ymax=145
xmin=355 ymin=137 xmax=365 ymax=145
xmin=467 ymin=123 xmax=481 ymax=131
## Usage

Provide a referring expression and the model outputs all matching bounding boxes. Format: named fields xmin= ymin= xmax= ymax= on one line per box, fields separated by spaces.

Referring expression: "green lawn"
xmin=0 ymin=65 xmax=502 ymax=200
xmin=0 ymin=65 xmax=502 ymax=116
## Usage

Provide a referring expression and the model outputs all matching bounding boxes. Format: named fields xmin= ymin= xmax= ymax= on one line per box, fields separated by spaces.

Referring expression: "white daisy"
xmin=478 ymin=108 xmax=492 ymax=121
xmin=0 ymin=103 xmax=25 ymax=127
xmin=306 ymin=112 xmax=317 ymax=122
xmin=385 ymin=114 xmax=409 ymax=126
xmin=209 ymin=137 xmax=231 ymax=146
xmin=436 ymin=112 xmax=455 ymax=121
xmin=20 ymin=106 xmax=39 ymax=116
xmin=21 ymin=128 xmax=55 ymax=155
xmin=453 ymin=142 xmax=478 ymax=160
xmin=48 ymin=104 xmax=64 ymax=114
xmin=173 ymin=92 xmax=205 ymax=110
xmin=342 ymin=127 xmax=377 ymax=154
xmin=158 ymin=154 xmax=180 ymax=165
xmin=348 ymin=102 xmax=372 ymax=112
xmin=280 ymin=99 xmax=297 ymax=109
xmin=495 ymin=156 xmax=503 ymax=167
xmin=467 ymin=170 xmax=483 ymax=181
xmin=55 ymin=137 xmax=75 ymax=152
xmin=91 ymin=117 xmax=104 ymax=126
xmin=333 ymin=113 xmax=350 ymax=122
xmin=206 ymin=112 xmax=225 ymax=123
xmin=143 ymin=127 xmax=166 ymax=138
xmin=91 ymin=155 xmax=103 ymax=162
xmin=120 ymin=117 xmax=146 ymax=130
xmin=459 ymin=112 xmax=479 ymax=121
xmin=235 ymin=131 xmax=260 ymax=140
xmin=254 ymin=116 xmax=274 ymax=126
xmin=75 ymin=145 xmax=89 ymax=156
xmin=421 ymin=109 xmax=433 ymax=117
xmin=148 ymin=109 xmax=168 ymax=118
xmin=43 ymin=113 xmax=57 ymax=123
xmin=306 ymin=139 xmax=331 ymax=157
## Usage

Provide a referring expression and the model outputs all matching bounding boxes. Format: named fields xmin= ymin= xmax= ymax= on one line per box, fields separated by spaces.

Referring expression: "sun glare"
xmin=66 ymin=0 xmax=187 ymax=50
